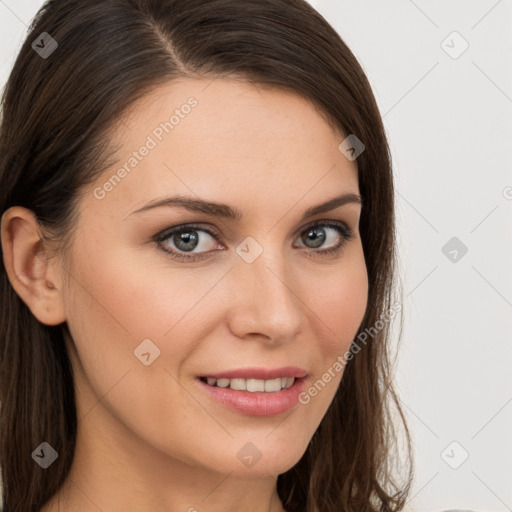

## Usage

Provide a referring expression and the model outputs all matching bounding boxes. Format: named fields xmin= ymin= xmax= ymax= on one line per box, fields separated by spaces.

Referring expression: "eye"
xmin=155 ymin=224 xmax=222 ymax=262
xmin=154 ymin=221 xmax=355 ymax=262
xmin=294 ymin=221 xmax=354 ymax=258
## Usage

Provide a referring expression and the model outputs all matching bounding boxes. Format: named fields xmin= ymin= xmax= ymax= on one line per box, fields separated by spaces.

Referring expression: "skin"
xmin=1 ymin=77 xmax=368 ymax=512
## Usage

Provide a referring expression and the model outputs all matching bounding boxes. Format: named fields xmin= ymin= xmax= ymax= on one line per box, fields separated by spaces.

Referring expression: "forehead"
xmin=83 ymin=77 xmax=359 ymax=219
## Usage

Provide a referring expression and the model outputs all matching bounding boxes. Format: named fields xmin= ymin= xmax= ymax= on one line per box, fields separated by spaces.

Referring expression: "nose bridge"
xmin=228 ymin=241 xmax=304 ymax=340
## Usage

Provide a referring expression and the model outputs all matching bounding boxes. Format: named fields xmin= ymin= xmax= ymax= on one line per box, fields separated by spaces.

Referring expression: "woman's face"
xmin=58 ymin=77 xmax=368 ymax=478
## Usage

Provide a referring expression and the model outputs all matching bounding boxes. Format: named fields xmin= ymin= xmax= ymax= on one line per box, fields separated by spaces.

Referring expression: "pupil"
xmin=303 ymin=228 xmax=325 ymax=248
xmin=175 ymin=230 xmax=198 ymax=251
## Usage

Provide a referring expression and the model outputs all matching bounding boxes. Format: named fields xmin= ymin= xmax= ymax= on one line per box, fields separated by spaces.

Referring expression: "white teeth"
xmin=246 ymin=379 xmax=264 ymax=392
xmin=230 ymin=378 xmax=246 ymax=391
xmin=202 ymin=376 xmax=296 ymax=392
xmin=264 ymin=378 xmax=282 ymax=392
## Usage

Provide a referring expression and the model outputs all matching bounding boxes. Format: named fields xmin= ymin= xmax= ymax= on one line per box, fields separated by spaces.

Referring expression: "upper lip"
xmin=199 ymin=366 xmax=307 ymax=380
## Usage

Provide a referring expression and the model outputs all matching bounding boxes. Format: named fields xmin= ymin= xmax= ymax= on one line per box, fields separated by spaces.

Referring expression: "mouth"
xmin=195 ymin=367 xmax=308 ymax=416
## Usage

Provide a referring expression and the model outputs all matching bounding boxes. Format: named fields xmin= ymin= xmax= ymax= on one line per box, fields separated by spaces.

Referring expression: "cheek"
xmin=307 ymin=252 xmax=369 ymax=358
xmin=65 ymin=238 xmax=221 ymax=354
xmin=61 ymin=239 xmax=219 ymax=414
xmin=62 ymin=244 xmax=224 ymax=461
xmin=296 ymin=252 xmax=368 ymax=415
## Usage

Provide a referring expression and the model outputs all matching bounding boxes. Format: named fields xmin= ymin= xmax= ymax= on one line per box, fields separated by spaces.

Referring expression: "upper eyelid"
xmin=157 ymin=218 xmax=350 ymax=233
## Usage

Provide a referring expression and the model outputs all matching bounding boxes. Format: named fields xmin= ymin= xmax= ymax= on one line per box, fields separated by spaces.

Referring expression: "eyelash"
xmin=154 ymin=220 xmax=355 ymax=262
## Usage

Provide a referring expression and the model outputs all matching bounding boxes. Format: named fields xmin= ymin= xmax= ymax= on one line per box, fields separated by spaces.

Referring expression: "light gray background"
xmin=1 ymin=1 xmax=511 ymax=511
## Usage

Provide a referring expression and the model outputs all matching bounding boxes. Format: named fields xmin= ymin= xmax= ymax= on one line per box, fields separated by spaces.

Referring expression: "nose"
xmin=225 ymin=248 xmax=304 ymax=344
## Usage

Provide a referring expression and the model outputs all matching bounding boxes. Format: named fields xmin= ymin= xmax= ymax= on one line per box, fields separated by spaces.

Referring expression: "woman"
xmin=0 ymin=0 xmax=413 ymax=510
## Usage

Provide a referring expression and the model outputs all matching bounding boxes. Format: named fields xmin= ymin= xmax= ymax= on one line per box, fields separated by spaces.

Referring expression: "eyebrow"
xmin=128 ymin=192 xmax=362 ymax=222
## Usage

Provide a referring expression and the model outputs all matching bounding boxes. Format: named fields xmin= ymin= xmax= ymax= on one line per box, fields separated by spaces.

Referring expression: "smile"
xmin=196 ymin=369 xmax=307 ymax=416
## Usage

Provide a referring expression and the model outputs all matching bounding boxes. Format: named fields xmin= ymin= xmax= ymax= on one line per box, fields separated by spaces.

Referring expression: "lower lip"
xmin=196 ymin=377 xmax=306 ymax=416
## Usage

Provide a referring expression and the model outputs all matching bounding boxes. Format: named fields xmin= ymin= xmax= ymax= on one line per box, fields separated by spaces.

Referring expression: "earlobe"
xmin=1 ymin=206 xmax=67 ymax=326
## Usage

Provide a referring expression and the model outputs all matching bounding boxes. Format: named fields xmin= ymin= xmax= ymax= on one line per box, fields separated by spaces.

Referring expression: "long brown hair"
xmin=0 ymin=1 xmax=413 ymax=510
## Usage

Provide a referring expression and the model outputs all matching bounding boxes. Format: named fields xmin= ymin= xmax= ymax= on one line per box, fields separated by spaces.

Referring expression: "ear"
xmin=1 ymin=206 xmax=67 ymax=326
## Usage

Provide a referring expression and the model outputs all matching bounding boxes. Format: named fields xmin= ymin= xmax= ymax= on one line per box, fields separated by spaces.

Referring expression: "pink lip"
xmin=198 ymin=366 xmax=307 ymax=380
xmin=196 ymin=376 xmax=307 ymax=416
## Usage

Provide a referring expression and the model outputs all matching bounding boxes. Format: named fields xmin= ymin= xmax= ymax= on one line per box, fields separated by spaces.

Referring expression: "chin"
xmin=203 ymin=442 xmax=307 ymax=478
